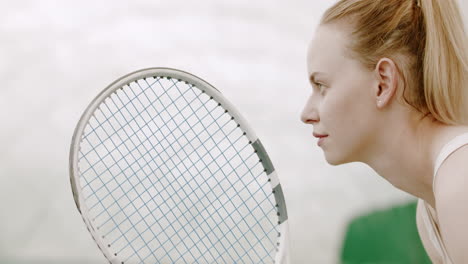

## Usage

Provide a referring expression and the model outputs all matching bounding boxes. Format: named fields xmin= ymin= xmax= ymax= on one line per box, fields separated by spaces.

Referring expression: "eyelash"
xmin=312 ymin=81 xmax=325 ymax=94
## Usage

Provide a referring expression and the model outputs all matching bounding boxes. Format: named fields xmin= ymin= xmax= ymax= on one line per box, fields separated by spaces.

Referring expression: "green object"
xmin=340 ymin=200 xmax=431 ymax=264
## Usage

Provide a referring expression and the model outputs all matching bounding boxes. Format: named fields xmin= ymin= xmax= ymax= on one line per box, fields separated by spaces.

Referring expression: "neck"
xmin=362 ymin=112 xmax=446 ymax=208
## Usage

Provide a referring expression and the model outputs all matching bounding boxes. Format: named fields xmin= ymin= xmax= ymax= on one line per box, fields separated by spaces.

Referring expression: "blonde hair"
xmin=321 ymin=0 xmax=468 ymax=125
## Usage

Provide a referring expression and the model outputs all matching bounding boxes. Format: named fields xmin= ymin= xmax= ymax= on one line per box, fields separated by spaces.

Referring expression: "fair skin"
xmin=301 ymin=23 xmax=468 ymax=263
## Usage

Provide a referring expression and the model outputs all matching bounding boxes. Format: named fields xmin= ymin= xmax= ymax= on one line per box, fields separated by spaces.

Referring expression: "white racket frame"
xmin=69 ymin=67 xmax=290 ymax=264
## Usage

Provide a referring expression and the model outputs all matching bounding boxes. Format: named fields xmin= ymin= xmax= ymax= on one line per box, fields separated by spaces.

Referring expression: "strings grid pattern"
xmin=76 ymin=76 xmax=280 ymax=264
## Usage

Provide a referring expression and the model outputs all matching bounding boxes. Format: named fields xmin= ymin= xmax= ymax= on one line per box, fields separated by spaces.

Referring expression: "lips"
xmin=313 ymin=132 xmax=328 ymax=138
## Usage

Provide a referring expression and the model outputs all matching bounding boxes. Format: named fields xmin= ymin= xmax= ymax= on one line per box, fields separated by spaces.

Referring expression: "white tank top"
xmin=419 ymin=132 xmax=468 ymax=264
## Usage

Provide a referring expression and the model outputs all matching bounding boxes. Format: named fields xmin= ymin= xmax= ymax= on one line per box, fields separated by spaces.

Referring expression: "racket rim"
xmin=68 ymin=67 xmax=290 ymax=263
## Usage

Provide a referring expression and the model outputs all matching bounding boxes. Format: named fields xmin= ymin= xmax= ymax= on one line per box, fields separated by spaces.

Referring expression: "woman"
xmin=300 ymin=0 xmax=468 ymax=263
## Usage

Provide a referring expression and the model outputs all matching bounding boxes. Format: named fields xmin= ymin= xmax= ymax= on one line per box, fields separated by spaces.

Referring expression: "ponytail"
xmin=421 ymin=0 xmax=468 ymax=124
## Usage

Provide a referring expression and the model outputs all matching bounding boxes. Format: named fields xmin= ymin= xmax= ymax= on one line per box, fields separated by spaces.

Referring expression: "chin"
xmin=323 ymin=152 xmax=354 ymax=166
xmin=325 ymin=158 xmax=344 ymax=166
xmin=323 ymin=154 xmax=341 ymax=166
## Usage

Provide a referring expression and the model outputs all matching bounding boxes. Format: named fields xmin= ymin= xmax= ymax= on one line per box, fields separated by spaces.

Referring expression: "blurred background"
xmin=1 ymin=0 xmax=467 ymax=263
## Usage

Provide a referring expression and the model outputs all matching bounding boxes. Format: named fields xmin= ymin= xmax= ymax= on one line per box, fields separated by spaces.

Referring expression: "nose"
xmin=300 ymin=95 xmax=319 ymax=124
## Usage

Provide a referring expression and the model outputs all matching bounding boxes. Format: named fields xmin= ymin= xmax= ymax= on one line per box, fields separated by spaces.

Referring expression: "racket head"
xmin=69 ymin=68 xmax=289 ymax=264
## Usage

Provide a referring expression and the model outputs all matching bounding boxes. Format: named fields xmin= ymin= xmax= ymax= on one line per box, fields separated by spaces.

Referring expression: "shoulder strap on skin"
xmin=418 ymin=199 xmax=445 ymax=258
xmin=433 ymin=133 xmax=468 ymax=190
xmin=420 ymin=198 xmax=455 ymax=264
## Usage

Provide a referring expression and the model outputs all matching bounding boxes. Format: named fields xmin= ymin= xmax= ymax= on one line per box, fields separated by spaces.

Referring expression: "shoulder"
xmin=434 ymin=141 xmax=468 ymax=263
xmin=433 ymin=126 xmax=468 ymax=198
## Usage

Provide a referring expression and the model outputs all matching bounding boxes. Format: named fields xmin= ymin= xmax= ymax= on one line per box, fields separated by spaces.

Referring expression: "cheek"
xmin=320 ymin=85 xmax=373 ymax=155
xmin=321 ymin=89 xmax=357 ymax=127
xmin=320 ymin=108 xmax=365 ymax=164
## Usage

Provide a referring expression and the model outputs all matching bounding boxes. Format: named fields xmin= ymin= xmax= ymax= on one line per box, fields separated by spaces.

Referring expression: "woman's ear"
xmin=374 ymin=58 xmax=399 ymax=108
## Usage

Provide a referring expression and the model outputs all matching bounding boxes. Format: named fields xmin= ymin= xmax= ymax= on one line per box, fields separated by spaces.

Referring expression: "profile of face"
xmin=301 ymin=23 xmax=382 ymax=165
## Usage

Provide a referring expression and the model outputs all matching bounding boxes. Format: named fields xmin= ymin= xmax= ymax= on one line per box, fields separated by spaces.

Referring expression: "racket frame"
xmin=69 ymin=67 xmax=290 ymax=263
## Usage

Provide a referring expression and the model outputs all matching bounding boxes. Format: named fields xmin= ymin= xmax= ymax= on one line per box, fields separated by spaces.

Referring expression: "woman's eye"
xmin=313 ymin=82 xmax=325 ymax=94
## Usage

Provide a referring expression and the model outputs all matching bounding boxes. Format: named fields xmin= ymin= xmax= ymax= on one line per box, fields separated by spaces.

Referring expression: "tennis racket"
xmin=69 ymin=68 xmax=290 ymax=264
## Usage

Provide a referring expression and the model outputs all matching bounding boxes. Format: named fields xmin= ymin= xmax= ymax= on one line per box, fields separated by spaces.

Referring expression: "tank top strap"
xmin=433 ymin=132 xmax=468 ymax=189
xmin=420 ymin=199 xmax=455 ymax=264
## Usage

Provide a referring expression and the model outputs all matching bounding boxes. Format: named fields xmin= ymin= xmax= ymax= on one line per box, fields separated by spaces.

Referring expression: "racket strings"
xmin=88 ymin=107 xmax=232 ymax=221
xmin=79 ymin=84 xmax=204 ymax=263
xmin=85 ymin=108 xmax=248 ymax=257
xmin=82 ymin=81 xmax=216 ymax=263
xmin=163 ymin=78 xmax=276 ymax=216
xmin=83 ymin=96 xmax=220 ymax=209
xmin=110 ymin=150 xmax=265 ymax=264
xmin=84 ymin=91 xmax=173 ymax=262
xmin=129 ymin=79 xmax=276 ymax=262
xmin=101 ymin=80 xmax=197 ymax=262
xmin=83 ymin=82 xmax=270 ymax=262
xmin=81 ymin=93 xmax=207 ymax=263
xmin=119 ymin=150 xmax=263 ymax=264
xmin=80 ymin=77 xmax=163 ymax=153
xmin=84 ymin=82 xmax=235 ymax=217
xmin=80 ymin=77 xmax=193 ymax=175
xmin=115 ymin=80 xmax=248 ymax=263
xmin=78 ymin=77 xmax=279 ymax=263
xmin=79 ymin=138 xmax=148 ymax=262
xmin=82 ymin=78 xmax=268 ymax=221
xmin=122 ymin=159 xmax=275 ymax=264
xmin=155 ymin=79 xmax=277 ymax=261
xmin=98 ymin=133 xmax=265 ymax=254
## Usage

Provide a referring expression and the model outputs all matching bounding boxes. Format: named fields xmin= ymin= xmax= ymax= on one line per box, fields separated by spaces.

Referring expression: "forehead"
xmin=307 ymin=24 xmax=351 ymax=76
